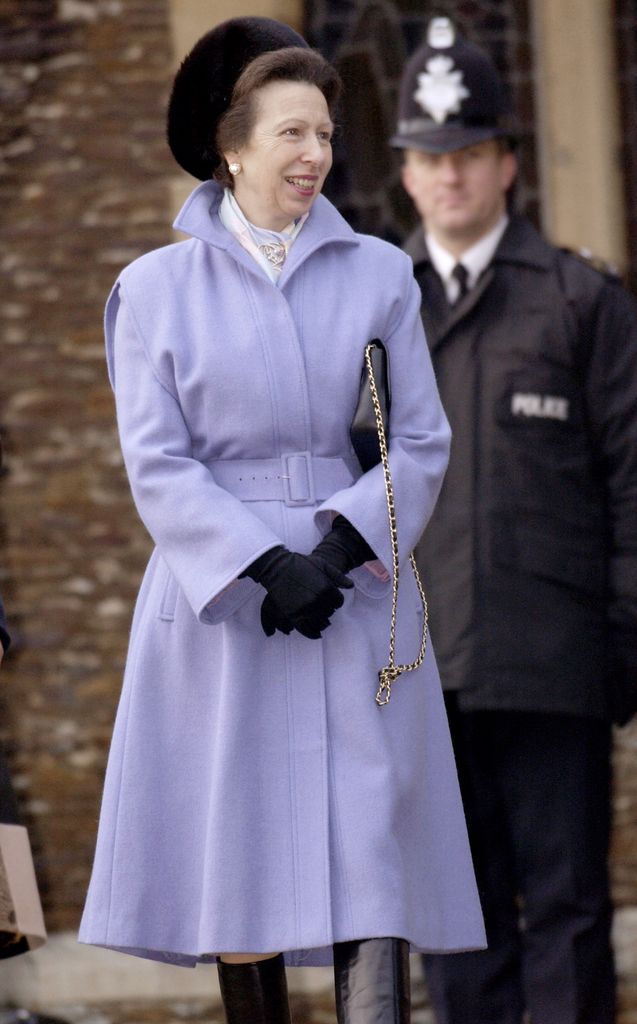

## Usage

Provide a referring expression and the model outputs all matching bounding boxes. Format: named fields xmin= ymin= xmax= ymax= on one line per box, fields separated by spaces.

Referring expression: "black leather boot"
xmin=217 ymin=954 xmax=292 ymax=1024
xmin=333 ymin=938 xmax=411 ymax=1023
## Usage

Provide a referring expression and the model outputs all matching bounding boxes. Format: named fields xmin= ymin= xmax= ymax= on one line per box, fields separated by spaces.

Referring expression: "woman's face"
xmin=224 ymin=80 xmax=333 ymax=231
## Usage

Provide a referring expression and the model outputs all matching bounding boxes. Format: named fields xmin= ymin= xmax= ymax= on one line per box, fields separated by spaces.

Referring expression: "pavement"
xmin=0 ymin=978 xmax=435 ymax=1024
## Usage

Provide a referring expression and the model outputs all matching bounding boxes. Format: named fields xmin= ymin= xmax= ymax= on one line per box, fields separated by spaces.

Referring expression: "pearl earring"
xmin=228 ymin=162 xmax=241 ymax=175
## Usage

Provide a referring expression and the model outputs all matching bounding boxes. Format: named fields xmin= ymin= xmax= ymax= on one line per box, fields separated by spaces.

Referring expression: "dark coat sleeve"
xmin=0 ymin=745 xmax=20 ymax=824
xmin=580 ymin=274 xmax=637 ymax=723
xmin=0 ymin=592 xmax=9 ymax=654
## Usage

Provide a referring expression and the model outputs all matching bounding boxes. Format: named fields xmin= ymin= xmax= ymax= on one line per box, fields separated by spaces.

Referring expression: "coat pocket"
xmin=158 ymin=562 xmax=179 ymax=622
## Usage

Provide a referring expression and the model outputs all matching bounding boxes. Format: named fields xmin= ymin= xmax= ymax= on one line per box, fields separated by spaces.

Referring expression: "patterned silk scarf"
xmin=219 ymin=188 xmax=309 ymax=285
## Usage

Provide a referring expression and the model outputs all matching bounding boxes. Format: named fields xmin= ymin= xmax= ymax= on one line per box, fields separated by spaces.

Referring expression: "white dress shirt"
xmin=426 ymin=215 xmax=509 ymax=304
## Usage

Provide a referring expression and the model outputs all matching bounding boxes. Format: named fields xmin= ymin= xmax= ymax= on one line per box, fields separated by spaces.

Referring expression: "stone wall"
xmin=0 ymin=0 xmax=173 ymax=930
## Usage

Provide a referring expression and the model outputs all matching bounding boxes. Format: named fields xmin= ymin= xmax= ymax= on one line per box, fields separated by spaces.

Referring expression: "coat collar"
xmin=406 ymin=214 xmax=554 ymax=275
xmin=406 ymin=215 xmax=554 ymax=348
xmin=173 ymin=180 xmax=359 ymax=287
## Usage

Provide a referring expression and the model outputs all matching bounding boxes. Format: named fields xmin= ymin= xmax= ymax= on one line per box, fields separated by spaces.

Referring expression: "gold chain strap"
xmin=363 ymin=344 xmax=429 ymax=706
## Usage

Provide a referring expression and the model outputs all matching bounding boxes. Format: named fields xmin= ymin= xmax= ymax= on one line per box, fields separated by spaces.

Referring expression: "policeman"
xmin=392 ymin=17 xmax=637 ymax=1024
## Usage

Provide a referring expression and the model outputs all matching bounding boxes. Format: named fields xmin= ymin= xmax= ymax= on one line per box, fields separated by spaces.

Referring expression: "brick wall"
xmin=0 ymin=0 xmax=173 ymax=930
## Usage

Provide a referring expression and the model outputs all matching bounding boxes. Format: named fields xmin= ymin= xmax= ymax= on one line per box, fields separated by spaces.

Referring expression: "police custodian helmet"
xmin=390 ymin=17 xmax=511 ymax=154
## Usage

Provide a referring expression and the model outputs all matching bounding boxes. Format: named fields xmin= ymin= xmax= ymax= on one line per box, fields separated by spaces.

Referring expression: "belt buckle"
xmin=281 ymin=451 xmax=316 ymax=507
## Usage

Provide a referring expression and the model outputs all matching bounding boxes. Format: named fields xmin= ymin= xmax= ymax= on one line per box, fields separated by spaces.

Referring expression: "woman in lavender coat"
xmin=79 ymin=18 xmax=485 ymax=1024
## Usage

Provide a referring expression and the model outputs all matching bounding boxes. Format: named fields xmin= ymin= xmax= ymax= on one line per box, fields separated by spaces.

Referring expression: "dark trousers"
xmin=424 ymin=696 xmax=616 ymax=1024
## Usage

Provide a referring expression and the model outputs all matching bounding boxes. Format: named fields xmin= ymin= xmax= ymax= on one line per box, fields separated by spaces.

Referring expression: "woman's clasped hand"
xmin=242 ymin=515 xmax=375 ymax=639
xmin=242 ymin=546 xmax=353 ymax=639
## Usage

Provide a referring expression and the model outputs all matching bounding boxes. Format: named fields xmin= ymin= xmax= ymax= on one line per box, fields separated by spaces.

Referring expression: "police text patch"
xmin=511 ymin=392 xmax=570 ymax=422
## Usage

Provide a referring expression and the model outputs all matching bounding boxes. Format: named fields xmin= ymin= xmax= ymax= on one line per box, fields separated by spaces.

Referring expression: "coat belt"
xmin=207 ymin=453 xmax=359 ymax=507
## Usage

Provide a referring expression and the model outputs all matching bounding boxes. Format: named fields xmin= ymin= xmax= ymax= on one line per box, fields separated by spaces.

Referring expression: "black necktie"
xmin=452 ymin=262 xmax=469 ymax=304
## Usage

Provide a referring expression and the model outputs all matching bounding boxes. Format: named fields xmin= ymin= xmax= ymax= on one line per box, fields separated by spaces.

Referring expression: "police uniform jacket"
xmin=407 ymin=215 xmax=637 ymax=722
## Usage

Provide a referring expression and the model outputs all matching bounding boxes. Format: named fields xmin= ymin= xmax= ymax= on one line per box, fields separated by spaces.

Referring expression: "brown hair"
xmin=214 ymin=46 xmax=342 ymax=188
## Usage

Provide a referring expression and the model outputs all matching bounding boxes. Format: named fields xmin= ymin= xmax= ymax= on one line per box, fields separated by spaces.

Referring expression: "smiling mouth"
xmin=285 ymin=176 xmax=316 ymax=192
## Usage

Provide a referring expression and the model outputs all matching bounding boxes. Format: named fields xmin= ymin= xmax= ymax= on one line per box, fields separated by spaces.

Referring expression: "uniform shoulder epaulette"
xmin=559 ymin=245 xmax=621 ymax=281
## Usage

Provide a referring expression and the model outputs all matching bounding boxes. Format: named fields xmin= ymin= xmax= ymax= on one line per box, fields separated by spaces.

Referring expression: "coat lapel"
xmin=443 ymin=267 xmax=495 ymax=336
xmin=278 ymin=195 xmax=359 ymax=287
xmin=407 ymin=218 xmax=553 ymax=352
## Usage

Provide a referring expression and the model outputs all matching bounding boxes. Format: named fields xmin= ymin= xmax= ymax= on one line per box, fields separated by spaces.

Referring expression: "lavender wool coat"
xmin=79 ymin=181 xmax=485 ymax=967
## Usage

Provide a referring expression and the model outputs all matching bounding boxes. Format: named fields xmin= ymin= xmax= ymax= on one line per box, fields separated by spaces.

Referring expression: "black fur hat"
xmin=167 ymin=16 xmax=308 ymax=180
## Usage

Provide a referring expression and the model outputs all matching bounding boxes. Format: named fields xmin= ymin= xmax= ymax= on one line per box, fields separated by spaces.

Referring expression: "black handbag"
xmin=350 ymin=340 xmax=391 ymax=472
xmin=350 ymin=341 xmax=429 ymax=706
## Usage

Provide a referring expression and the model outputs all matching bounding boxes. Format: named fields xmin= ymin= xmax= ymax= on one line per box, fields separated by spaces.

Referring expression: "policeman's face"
xmin=401 ymin=139 xmax=518 ymax=255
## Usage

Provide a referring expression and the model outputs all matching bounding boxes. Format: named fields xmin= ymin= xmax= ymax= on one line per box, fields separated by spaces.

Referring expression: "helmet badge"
xmin=427 ymin=16 xmax=456 ymax=49
xmin=413 ymin=55 xmax=470 ymax=124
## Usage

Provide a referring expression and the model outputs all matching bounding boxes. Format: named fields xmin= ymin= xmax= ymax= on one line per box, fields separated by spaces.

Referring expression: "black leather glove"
xmin=241 ymin=546 xmax=353 ymax=639
xmin=259 ymin=519 xmax=375 ymax=637
xmin=311 ymin=515 xmax=376 ymax=573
